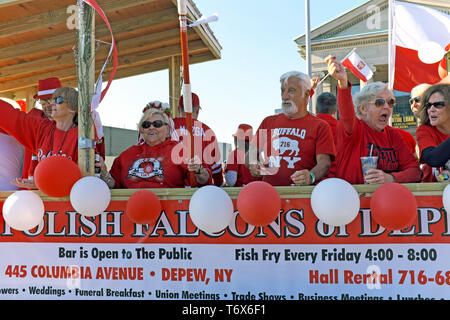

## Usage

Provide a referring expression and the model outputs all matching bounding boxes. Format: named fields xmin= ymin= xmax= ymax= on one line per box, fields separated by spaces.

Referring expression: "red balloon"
xmin=370 ymin=183 xmax=417 ymax=230
xmin=126 ymin=190 xmax=161 ymax=225
xmin=237 ymin=181 xmax=281 ymax=226
xmin=34 ymin=156 xmax=82 ymax=197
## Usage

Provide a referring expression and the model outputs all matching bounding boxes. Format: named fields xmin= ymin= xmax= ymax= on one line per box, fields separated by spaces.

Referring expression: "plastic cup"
xmin=361 ymin=156 xmax=378 ymax=178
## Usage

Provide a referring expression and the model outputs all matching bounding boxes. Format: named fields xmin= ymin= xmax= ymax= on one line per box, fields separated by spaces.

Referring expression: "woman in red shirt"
xmin=325 ymin=55 xmax=421 ymax=185
xmin=415 ymin=84 xmax=450 ymax=182
xmin=97 ymin=109 xmax=211 ymax=188
xmin=0 ymin=87 xmax=104 ymax=189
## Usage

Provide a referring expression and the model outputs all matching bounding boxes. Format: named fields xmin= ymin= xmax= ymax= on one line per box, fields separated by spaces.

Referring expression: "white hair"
xmin=353 ymin=82 xmax=390 ymax=118
xmin=280 ymin=71 xmax=311 ymax=91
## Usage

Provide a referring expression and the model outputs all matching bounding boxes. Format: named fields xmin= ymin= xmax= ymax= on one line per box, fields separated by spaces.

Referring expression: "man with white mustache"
xmin=247 ymin=71 xmax=336 ymax=186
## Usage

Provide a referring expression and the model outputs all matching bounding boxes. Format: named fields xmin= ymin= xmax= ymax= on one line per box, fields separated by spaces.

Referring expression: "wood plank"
xmin=0 ymin=7 xmax=178 ymax=64
xmin=0 ymin=40 xmax=208 ymax=92
xmin=0 ymin=0 xmax=162 ymax=38
xmin=0 ymin=183 xmax=446 ymax=202
xmin=0 ymin=28 xmax=186 ymax=80
xmin=0 ymin=0 xmax=33 ymax=9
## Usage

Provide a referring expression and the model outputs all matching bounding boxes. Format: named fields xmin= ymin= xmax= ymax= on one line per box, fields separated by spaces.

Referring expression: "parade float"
xmin=0 ymin=0 xmax=449 ymax=302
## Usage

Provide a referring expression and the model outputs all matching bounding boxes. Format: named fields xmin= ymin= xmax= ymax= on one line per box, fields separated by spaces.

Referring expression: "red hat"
xmin=232 ymin=123 xmax=253 ymax=141
xmin=178 ymin=93 xmax=201 ymax=109
xmin=33 ymin=77 xmax=62 ymax=100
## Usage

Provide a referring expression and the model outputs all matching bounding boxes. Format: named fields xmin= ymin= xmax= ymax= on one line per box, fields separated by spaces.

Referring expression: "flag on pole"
xmin=390 ymin=1 xmax=450 ymax=92
xmin=341 ymin=48 xmax=374 ymax=82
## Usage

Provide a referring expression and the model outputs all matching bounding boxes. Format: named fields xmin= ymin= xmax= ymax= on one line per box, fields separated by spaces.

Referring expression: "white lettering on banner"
xmin=1 ymin=207 xmax=450 ymax=240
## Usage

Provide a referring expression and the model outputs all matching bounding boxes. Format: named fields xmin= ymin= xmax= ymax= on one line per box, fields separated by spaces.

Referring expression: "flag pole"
xmin=177 ymin=0 xmax=195 ymax=186
xmin=305 ymin=0 xmax=312 ymax=113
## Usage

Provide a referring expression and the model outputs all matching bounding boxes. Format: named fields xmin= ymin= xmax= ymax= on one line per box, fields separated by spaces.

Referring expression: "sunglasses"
xmin=425 ymin=101 xmax=446 ymax=109
xmin=53 ymin=96 xmax=65 ymax=104
xmin=372 ymin=98 xmax=395 ymax=108
xmin=141 ymin=120 xmax=167 ymax=129
xmin=409 ymin=97 xmax=421 ymax=105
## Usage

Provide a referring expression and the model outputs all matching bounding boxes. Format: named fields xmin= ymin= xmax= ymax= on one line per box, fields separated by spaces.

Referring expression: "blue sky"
xmin=98 ymin=0 xmax=368 ymax=145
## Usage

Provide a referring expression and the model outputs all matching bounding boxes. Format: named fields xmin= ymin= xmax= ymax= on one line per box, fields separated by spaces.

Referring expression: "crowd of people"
xmin=0 ymin=55 xmax=449 ymax=192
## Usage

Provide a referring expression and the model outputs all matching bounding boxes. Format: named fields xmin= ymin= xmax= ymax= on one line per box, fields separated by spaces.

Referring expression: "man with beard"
xmin=247 ymin=71 xmax=336 ymax=186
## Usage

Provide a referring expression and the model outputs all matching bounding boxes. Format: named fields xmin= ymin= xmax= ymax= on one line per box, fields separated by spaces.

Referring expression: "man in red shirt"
xmin=20 ymin=77 xmax=61 ymax=186
xmin=248 ymin=71 xmax=336 ymax=186
xmin=225 ymin=124 xmax=262 ymax=187
xmin=172 ymin=93 xmax=223 ymax=186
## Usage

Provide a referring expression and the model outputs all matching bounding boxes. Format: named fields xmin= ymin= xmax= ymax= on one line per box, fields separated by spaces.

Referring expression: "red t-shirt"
xmin=393 ymin=127 xmax=417 ymax=156
xmin=109 ymin=139 xmax=212 ymax=189
xmin=225 ymin=149 xmax=262 ymax=187
xmin=173 ymin=117 xmax=223 ymax=186
xmin=416 ymin=124 xmax=449 ymax=182
xmin=336 ymin=85 xmax=421 ymax=185
xmin=316 ymin=113 xmax=338 ymax=177
xmin=21 ymin=108 xmax=47 ymax=179
xmin=251 ymin=112 xmax=336 ymax=186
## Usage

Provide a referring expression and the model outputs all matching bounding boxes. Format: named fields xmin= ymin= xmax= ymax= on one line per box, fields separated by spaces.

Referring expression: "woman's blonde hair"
xmin=138 ymin=108 xmax=172 ymax=138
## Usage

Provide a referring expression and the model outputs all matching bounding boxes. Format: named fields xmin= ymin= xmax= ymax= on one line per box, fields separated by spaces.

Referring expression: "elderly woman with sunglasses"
xmin=415 ymin=84 xmax=450 ymax=182
xmin=97 ymin=108 xmax=212 ymax=188
xmin=0 ymin=87 xmax=104 ymax=188
xmin=325 ymin=55 xmax=421 ymax=185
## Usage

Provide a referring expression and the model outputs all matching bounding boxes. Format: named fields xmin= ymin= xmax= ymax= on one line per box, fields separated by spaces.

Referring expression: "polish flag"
xmin=390 ymin=1 xmax=450 ymax=92
xmin=341 ymin=48 xmax=374 ymax=82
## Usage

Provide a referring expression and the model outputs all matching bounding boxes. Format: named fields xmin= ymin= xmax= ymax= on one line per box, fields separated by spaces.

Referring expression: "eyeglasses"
xmin=372 ymin=98 xmax=396 ymax=108
xmin=141 ymin=120 xmax=167 ymax=129
xmin=409 ymin=97 xmax=421 ymax=105
xmin=53 ymin=96 xmax=65 ymax=104
xmin=425 ymin=101 xmax=446 ymax=109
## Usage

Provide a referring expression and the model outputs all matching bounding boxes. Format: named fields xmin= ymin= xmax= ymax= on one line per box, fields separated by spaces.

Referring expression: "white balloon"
xmin=2 ymin=190 xmax=44 ymax=231
xmin=70 ymin=176 xmax=111 ymax=217
xmin=443 ymin=184 xmax=450 ymax=216
xmin=310 ymin=178 xmax=360 ymax=227
xmin=418 ymin=41 xmax=446 ymax=64
xmin=189 ymin=185 xmax=234 ymax=233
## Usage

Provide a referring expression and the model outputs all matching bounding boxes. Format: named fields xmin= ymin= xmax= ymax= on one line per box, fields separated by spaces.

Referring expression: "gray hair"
xmin=353 ymin=82 xmax=390 ymax=118
xmin=411 ymin=83 xmax=432 ymax=98
xmin=53 ymin=87 xmax=78 ymax=111
xmin=280 ymin=71 xmax=311 ymax=91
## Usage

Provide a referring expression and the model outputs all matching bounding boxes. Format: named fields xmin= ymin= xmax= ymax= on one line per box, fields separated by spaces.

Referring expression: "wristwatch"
xmin=309 ymin=171 xmax=316 ymax=184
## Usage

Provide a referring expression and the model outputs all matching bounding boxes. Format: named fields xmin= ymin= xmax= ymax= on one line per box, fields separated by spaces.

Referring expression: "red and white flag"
xmin=390 ymin=1 xmax=450 ymax=92
xmin=341 ymin=49 xmax=374 ymax=82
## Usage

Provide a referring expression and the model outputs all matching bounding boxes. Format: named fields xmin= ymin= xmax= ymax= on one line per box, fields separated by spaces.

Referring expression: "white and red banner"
xmin=390 ymin=1 xmax=450 ymax=92
xmin=0 ymin=195 xmax=449 ymax=300
xmin=342 ymin=49 xmax=374 ymax=82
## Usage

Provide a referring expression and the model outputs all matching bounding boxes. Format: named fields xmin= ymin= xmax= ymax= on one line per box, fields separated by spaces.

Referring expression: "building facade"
xmin=294 ymin=0 xmax=449 ymax=134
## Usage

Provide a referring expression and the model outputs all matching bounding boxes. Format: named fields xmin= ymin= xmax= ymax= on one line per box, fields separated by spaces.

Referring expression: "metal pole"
xmin=305 ymin=0 xmax=312 ymax=113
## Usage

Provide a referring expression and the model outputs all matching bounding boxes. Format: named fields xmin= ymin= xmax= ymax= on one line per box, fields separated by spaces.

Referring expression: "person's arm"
xmin=290 ymin=154 xmax=331 ymax=185
xmin=96 ymin=155 xmax=116 ymax=189
xmin=421 ymin=138 xmax=450 ymax=167
xmin=0 ymin=100 xmax=44 ymax=151
xmin=325 ymin=55 xmax=356 ymax=135
xmin=187 ymin=156 xmax=211 ymax=185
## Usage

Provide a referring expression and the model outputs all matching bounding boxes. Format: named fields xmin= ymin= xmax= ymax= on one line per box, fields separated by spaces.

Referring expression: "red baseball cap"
xmin=232 ymin=123 xmax=253 ymax=141
xmin=178 ymin=93 xmax=201 ymax=109
xmin=33 ymin=77 xmax=62 ymax=100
